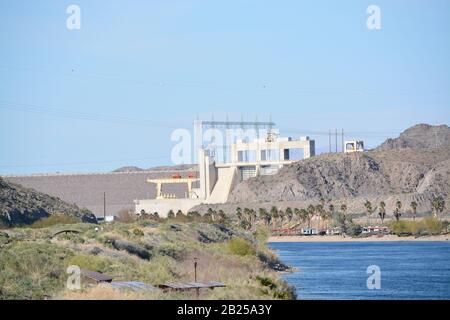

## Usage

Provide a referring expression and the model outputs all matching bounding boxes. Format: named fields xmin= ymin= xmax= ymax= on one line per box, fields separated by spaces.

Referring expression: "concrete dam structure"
xmin=3 ymin=119 xmax=318 ymax=218
xmin=4 ymin=170 xmax=196 ymax=217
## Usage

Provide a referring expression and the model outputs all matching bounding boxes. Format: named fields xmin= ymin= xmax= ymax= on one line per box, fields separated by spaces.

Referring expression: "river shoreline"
xmin=268 ymin=234 xmax=450 ymax=242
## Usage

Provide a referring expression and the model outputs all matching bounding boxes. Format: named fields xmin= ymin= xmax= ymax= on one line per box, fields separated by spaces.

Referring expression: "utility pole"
xmin=329 ymin=129 xmax=331 ymax=153
xmin=342 ymin=128 xmax=344 ymax=153
xmin=434 ymin=122 xmax=438 ymax=149
xmin=335 ymin=128 xmax=338 ymax=153
xmin=103 ymin=192 xmax=106 ymax=220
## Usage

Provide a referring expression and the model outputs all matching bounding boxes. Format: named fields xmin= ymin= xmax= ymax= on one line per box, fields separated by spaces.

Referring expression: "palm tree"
xmin=307 ymin=205 xmax=315 ymax=228
xmin=394 ymin=200 xmax=402 ymax=222
xmin=320 ymin=209 xmax=331 ymax=230
xmin=251 ymin=209 xmax=257 ymax=223
xmin=328 ymin=204 xmax=335 ymax=226
xmin=431 ymin=196 xmax=445 ymax=220
xmin=298 ymin=209 xmax=307 ymax=227
xmin=285 ymin=207 xmax=293 ymax=224
xmin=410 ymin=201 xmax=418 ymax=221
xmin=378 ymin=201 xmax=386 ymax=225
xmin=270 ymin=206 xmax=279 ymax=228
xmin=243 ymin=208 xmax=252 ymax=223
xmin=364 ymin=200 xmax=377 ymax=225
xmin=278 ymin=210 xmax=286 ymax=228
xmin=294 ymin=208 xmax=301 ymax=222
xmin=236 ymin=207 xmax=243 ymax=222
xmin=340 ymin=204 xmax=348 ymax=216
xmin=258 ymin=208 xmax=270 ymax=226
xmin=315 ymin=204 xmax=324 ymax=231
xmin=217 ymin=210 xmax=227 ymax=223
xmin=207 ymin=208 xmax=216 ymax=221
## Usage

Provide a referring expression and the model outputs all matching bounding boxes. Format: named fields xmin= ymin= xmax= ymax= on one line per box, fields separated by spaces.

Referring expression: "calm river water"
xmin=268 ymin=241 xmax=450 ymax=300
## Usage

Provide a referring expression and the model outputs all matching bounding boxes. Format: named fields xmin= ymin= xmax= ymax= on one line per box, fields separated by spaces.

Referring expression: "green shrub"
xmin=227 ymin=237 xmax=255 ymax=256
xmin=30 ymin=214 xmax=79 ymax=229
xmin=133 ymin=228 xmax=144 ymax=237
xmin=423 ymin=216 xmax=443 ymax=235
xmin=256 ymin=276 xmax=276 ymax=289
xmin=391 ymin=221 xmax=410 ymax=235
xmin=346 ymin=223 xmax=362 ymax=237
xmin=253 ymin=226 xmax=270 ymax=244
xmin=69 ymin=253 xmax=109 ymax=272
xmin=167 ymin=210 xmax=175 ymax=219
xmin=0 ymin=242 xmax=72 ymax=299
xmin=391 ymin=217 xmax=443 ymax=236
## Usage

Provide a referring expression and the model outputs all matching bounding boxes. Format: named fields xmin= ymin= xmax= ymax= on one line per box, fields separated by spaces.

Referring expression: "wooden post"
xmin=194 ymin=257 xmax=199 ymax=298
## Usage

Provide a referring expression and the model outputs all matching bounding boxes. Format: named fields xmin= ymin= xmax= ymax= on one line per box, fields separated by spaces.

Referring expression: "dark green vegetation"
xmin=0 ymin=215 xmax=295 ymax=300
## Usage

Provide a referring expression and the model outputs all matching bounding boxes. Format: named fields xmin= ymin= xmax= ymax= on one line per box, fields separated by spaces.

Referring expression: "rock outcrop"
xmin=0 ymin=177 xmax=96 ymax=226
xmin=376 ymin=124 xmax=450 ymax=150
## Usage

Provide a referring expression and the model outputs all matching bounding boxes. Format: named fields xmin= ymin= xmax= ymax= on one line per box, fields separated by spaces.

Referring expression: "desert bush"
xmin=391 ymin=217 xmax=443 ymax=236
xmin=110 ymin=239 xmax=151 ymax=260
xmin=256 ymin=275 xmax=276 ymax=289
xmin=69 ymin=253 xmax=110 ymax=272
xmin=391 ymin=221 xmax=410 ymax=235
xmin=0 ymin=242 xmax=72 ymax=299
xmin=423 ymin=216 xmax=443 ymax=235
xmin=133 ymin=228 xmax=144 ymax=237
xmin=346 ymin=223 xmax=362 ymax=237
xmin=253 ymin=225 xmax=270 ymax=244
xmin=30 ymin=214 xmax=79 ymax=228
xmin=227 ymin=237 xmax=255 ymax=256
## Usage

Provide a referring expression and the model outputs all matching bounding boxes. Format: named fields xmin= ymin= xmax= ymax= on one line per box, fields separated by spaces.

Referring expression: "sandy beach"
xmin=268 ymin=234 xmax=450 ymax=242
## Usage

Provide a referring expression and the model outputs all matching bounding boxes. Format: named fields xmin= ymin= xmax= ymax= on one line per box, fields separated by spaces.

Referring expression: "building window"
xmin=261 ymin=149 xmax=279 ymax=161
xmin=285 ymin=148 xmax=304 ymax=160
xmin=238 ymin=150 xmax=256 ymax=162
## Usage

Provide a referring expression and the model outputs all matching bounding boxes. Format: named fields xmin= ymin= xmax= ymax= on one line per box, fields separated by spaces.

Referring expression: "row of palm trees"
xmin=234 ymin=195 xmax=446 ymax=230
xmin=364 ymin=195 xmax=446 ymax=225
xmin=235 ymin=198 xmax=346 ymax=230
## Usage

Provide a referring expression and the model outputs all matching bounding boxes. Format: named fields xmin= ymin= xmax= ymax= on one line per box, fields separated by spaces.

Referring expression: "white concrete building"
xmin=344 ymin=140 xmax=364 ymax=153
xmin=134 ymin=129 xmax=315 ymax=217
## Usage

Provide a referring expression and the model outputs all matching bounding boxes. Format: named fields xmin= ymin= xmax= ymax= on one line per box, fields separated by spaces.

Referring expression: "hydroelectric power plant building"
xmin=134 ymin=120 xmax=315 ymax=217
xmin=3 ymin=119 xmax=315 ymax=218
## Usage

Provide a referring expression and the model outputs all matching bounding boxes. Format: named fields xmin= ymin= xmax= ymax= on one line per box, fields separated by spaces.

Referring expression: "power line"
xmin=0 ymin=101 xmax=188 ymax=129
xmin=0 ymin=155 xmax=170 ymax=169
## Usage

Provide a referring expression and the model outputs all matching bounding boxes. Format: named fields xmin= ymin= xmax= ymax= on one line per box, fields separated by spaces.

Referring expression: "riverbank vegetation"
xmin=0 ymin=215 xmax=295 ymax=300
xmin=208 ymin=195 xmax=449 ymax=238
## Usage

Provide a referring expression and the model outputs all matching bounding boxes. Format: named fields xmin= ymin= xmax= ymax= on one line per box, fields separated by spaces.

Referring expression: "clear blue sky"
xmin=1 ymin=0 xmax=449 ymax=174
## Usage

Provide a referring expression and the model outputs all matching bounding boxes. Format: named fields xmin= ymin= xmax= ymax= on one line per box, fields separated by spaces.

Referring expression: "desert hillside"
xmin=200 ymin=124 xmax=450 ymax=215
xmin=0 ymin=177 xmax=96 ymax=227
xmin=376 ymin=123 xmax=450 ymax=150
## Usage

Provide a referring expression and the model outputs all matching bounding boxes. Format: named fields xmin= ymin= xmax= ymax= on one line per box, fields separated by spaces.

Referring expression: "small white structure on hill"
xmin=344 ymin=140 xmax=364 ymax=153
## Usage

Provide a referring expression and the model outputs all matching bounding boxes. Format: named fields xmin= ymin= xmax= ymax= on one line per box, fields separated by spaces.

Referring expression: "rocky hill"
xmin=376 ymin=123 xmax=450 ymax=150
xmin=219 ymin=124 xmax=450 ymax=215
xmin=0 ymin=177 xmax=96 ymax=227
